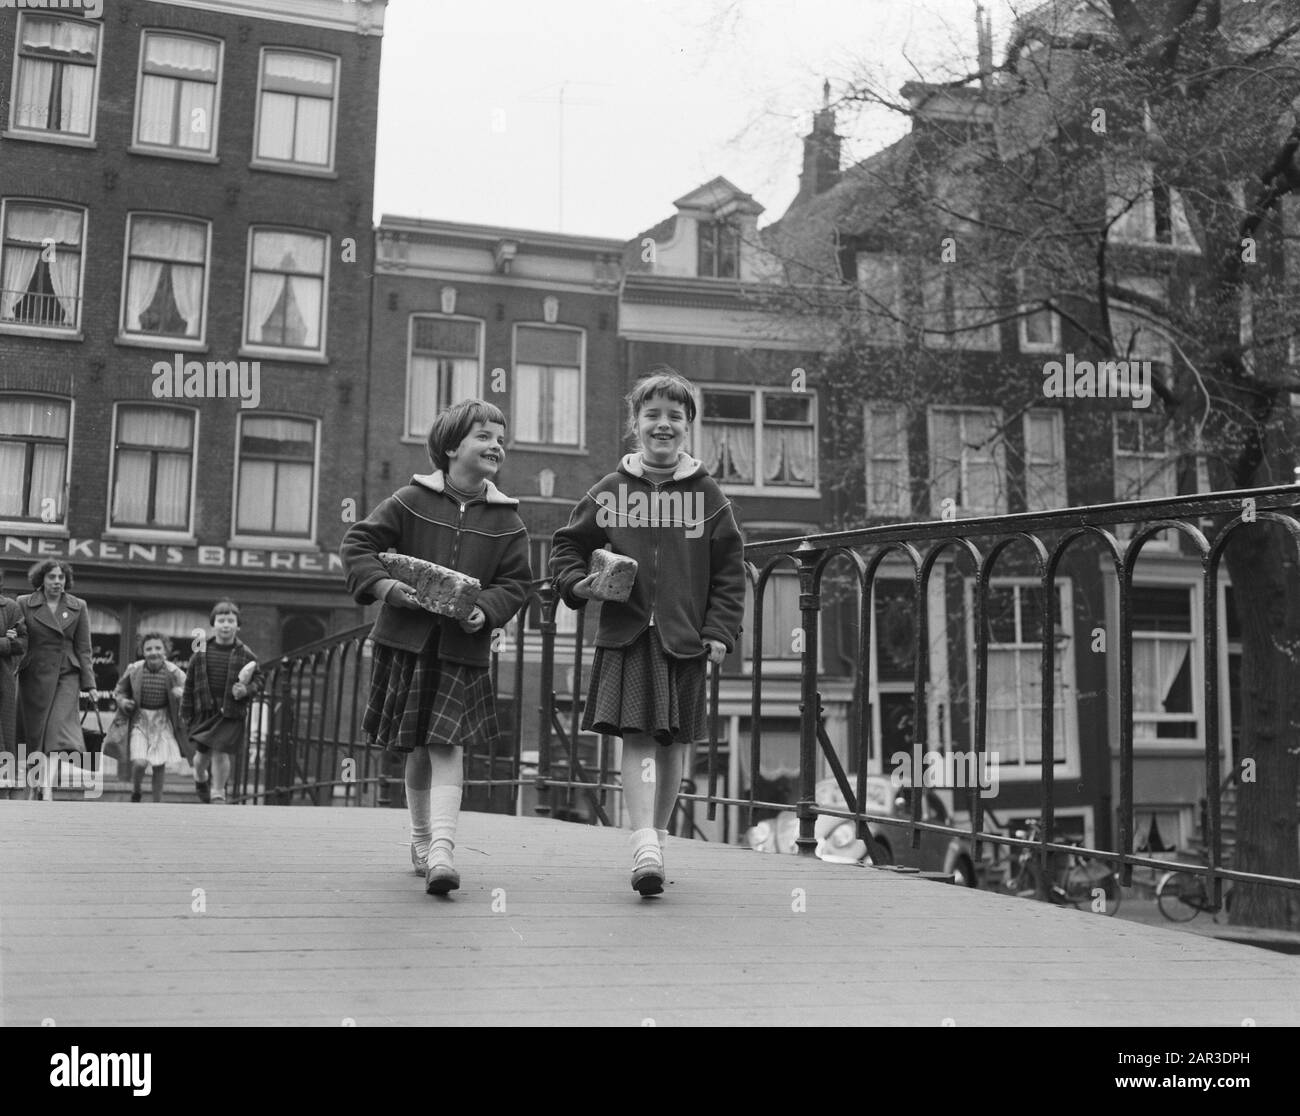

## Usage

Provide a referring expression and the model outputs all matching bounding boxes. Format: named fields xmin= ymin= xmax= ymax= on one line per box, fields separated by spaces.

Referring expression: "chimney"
xmin=794 ymin=79 xmax=841 ymax=205
xmin=976 ymin=3 xmax=993 ymax=89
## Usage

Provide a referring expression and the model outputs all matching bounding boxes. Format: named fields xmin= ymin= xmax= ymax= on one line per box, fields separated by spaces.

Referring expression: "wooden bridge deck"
xmin=1 ymin=801 xmax=1297 ymax=1027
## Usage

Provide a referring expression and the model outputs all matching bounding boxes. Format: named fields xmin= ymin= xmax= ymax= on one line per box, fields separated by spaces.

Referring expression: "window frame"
xmin=926 ymin=405 xmax=1007 ymax=517
xmin=230 ymin=412 xmax=321 ymax=546
xmin=1016 ymin=268 xmax=1060 ymax=352
xmin=250 ymin=47 xmax=340 ymax=175
xmin=856 ymin=253 xmax=904 ymax=345
xmin=117 ymin=212 xmax=212 ymax=348
xmin=510 ymin=321 xmax=586 ymax=451
xmin=105 ymin=402 xmax=199 ymax=539
xmin=7 ymin=13 xmax=103 ymax=145
xmin=130 ymin=29 xmax=223 ymax=160
xmin=0 ymin=392 xmax=73 ymax=531
xmin=0 ymin=198 xmax=88 ymax=336
xmin=920 ymin=264 xmax=1000 ymax=351
xmin=1022 ymin=409 xmax=1067 ymax=511
xmin=241 ymin=225 xmax=330 ymax=359
xmin=694 ymin=383 xmax=820 ymax=498
xmin=1126 ymin=580 xmax=1204 ymax=749
xmin=697 ymin=218 xmax=740 ymax=278
xmin=863 ymin=401 xmax=911 ymax=517
xmin=963 ymin=576 xmax=1080 ymax=780
xmin=404 ymin=313 xmax=485 ymax=443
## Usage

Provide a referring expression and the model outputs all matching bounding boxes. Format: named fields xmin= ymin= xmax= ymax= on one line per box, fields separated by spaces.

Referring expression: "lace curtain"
xmin=112 ymin=409 xmax=193 ymax=527
xmin=763 ymin=426 xmax=814 ymax=485
xmin=258 ymin=53 xmax=334 ymax=165
xmin=701 ymin=423 xmax=754 ymax=484
xmin=248 ymin=232 xmax=324 ymax=347
xmin=409 ymin=356 xmax=477 ymax=437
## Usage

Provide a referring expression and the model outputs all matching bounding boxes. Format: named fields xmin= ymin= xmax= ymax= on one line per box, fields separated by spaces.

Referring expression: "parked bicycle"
xmin=1155 ymin=866 xmax=1234 ymax=922
xmin=1002 ymin=818 xmax=1122 ymax=915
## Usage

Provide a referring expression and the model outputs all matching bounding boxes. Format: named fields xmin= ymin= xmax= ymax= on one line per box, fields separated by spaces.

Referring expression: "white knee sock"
xmin=632 ymin=827 xmax=662 ymax=867
xmin=407 ymin=778 xmax=432 ymax=858
xmin=428 ymin=785 xmax=462 ymax=862
xmin=656 ymin=828 xmax=669 ymax=847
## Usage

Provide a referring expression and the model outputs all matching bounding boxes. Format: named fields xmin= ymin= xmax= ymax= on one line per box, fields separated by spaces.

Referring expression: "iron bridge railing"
xmin=229 ymin=484 xmax=1300 ymax=909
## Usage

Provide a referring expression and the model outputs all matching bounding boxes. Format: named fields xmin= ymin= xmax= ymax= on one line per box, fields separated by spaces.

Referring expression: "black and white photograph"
xmin=0 ymin=0 xmax=1297 ymax=1063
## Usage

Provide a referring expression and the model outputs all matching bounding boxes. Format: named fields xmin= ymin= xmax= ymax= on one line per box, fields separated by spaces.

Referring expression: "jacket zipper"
xmin=450 ymin=500 xmax=467 ymax=568
xmin=648 ymin=479 xmax=660 ymax=628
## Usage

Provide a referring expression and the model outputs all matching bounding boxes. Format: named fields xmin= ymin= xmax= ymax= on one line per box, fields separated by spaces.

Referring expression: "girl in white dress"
xmin=114 ymin=632 xmax=189 ymax=803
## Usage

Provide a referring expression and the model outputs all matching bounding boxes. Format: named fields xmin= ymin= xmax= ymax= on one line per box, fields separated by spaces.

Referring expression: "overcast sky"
xmin=372 ymin=0 xmax=1024 ymax=239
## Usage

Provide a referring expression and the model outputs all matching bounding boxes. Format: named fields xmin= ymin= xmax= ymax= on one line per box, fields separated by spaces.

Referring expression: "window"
xmin=742 ymin=571 xmax=802 ymax=663
xmin=0 ymin=201 xmax=85 ymax=330
xmin=514 ymin=326 xmax=582 ymax=447
xmin=134 ymin=32 xmax=221 ymax=155
xmin=121 ymin=215 xmax=209 ymax=341
xmin=856 ymin=255 xmax=903 ymax=343
xmin=1112 ymin=413 xmax=1174 ymax=501
xmin=235 ymin=415 xmax=317 ymax=539
xmin=864 ymin=403 xmax=911 ymax=516
xmin=110 ymin=406 xmax=196 ymax=531
xmin=244 ymin=228 xmax=327 ymax=353
xmin=1110 ymin=276 xmax=1171 ymax=364
xmin=0 ymin=395 xmax=69 ymax=523
xmin=408 ymin=317 xmax=481 ymax=438
xmin=1017 ymin=269 xmax=1059 ymax=351
xmin=254 ymin=50 xmax=338 ymax=170
xmin=921 ymin=265 xmax=999 ymax=350
xmin=1131 ymin=586 xmax=1198 ymax=741
xmin=1023 ymin=410 xmax=1066 ymax=510
xmin=1105 ymin=161 xmax=1197 ymax=251
xmin=10 ymin=15 xmax=100 ymax=139
xmin=698 ymin=387 xmax=816 ymax=492
xmin=976 ymin=582 xmax=1071 ymax=768
xmin=928 ymin=408 xmax=1006 ymax=516
xmin=698 ymin=220 xmax=739 ymax=278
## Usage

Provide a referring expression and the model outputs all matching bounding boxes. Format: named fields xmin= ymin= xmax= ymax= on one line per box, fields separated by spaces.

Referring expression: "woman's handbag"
xmin=102 ymin=708 xmax=131 ymax=762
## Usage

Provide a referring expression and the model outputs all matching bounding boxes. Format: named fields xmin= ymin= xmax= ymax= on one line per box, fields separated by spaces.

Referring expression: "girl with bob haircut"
xmin=342 ymin=398 xmax=531 ymax=896
xmin=114 ymin=631 xmax=190 ymax=802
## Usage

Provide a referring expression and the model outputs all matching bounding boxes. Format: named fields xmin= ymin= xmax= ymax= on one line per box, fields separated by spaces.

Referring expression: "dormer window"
xmin=698 ymin=220 xmax=739 ymax=278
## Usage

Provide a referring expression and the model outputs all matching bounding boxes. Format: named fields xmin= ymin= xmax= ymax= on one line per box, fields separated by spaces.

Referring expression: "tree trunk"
xmin=1219 ymin=525 xmax=1300 ymax=930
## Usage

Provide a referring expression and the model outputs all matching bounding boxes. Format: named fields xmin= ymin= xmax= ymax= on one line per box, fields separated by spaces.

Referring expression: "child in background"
xmin=550 ymin=366 xmax=745 ymax=896
xmin=115 ymin=631 xmax=189 ymax=803
xmin=184 ymin=600 xmax=263 ymax=804
xmin=341 ymin=399 xmax=531 ymax=895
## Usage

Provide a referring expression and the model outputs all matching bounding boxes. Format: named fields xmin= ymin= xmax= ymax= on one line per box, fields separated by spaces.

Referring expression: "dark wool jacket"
xmin=0 ymin=596 xmax=27 ymax=753
xmin=181 ymin=638 xmax=264 ymax=724
xmin=339 ymin=472 xmax=532 ymax=667
xmin=550 ymin=453 xmax=746 ymax=658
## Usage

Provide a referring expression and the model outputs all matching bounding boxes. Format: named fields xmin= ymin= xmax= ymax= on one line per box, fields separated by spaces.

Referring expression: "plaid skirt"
xmin=364 ymin=629 xmax=500 ymax=754
xmin=581 ymin=627 xmax=707 ymax=746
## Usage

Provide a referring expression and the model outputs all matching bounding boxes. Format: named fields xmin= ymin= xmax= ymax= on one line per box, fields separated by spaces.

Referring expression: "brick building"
xmin=0 ymin=0 xmax=386 ymax=690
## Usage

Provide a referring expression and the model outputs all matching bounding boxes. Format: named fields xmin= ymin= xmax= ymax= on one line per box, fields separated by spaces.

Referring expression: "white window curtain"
xmin=550 ymin=366 xmax=580 ymax=445
xmin=22 ymin=18 xmax=98 ymax=55
xmin=513 ymin=365 xmax=542 ymax=442
xmin=257 ymin=92 xmax=296 ymax=161
xmin=1025 ymin=412 xmax=1067 ymax=509
xmin=113 ymin=408 xmax=193 ymax=527
xmin=763 ymin=426 xmax=815 ymax=485
xmin=273 ymin=464 xmax=312 ymax=534
xmin=1133 ymin=639 xmax=1190 ymax=716
xmin=147 ymin=34 xmax=217 ymax=74
xmin=27 ymin=445 xmax=65 ymax=518
xmin=287 ymin=275 xmax=322 ymax=347
xmin=0 ymin=246 xmax=40 ymax=321
xmin=293 ymin=97 xmax=331 ymax=164
xmin=14 ymin=59 xmax=54 ymax=130
xmin=60 ymin=65 xmax=94 ymax=135
xmin=408 ymin=356 xmax=477 ymax=437
xmin=4 ymin=206 xmax=82 ymax=323
xmin=238 ymin=461 xmax=275 ymax=532
xmin=111 ymin=452 xmax=151 ymax=524
xmin=136 ymin=74 xmax=174 ymax=145
xmin=247 ymin=274 xmax=283 ymax=344
xmin=248 ymin=231 xmax=324 ymax=347
xmin=702 ymin=423 xmax=755 ymax=484
xmin=0 ymin=444 xmax=24 ymax=516
xmin=176 ymin=81 xmax=214 ymax=150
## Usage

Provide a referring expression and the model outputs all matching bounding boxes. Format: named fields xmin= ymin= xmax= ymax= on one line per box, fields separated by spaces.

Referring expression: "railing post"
xmin=535 ymin=580 xmax=556 ymax=818
xmin=270 ymin=667 xmax=293 ymax=806
xmin=795 ymin=543 xmax=823 ymax=857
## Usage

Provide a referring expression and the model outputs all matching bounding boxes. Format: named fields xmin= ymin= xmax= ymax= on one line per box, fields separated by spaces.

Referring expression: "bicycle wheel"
xmin=1156 ymin=870 xmax=1205 ymax=922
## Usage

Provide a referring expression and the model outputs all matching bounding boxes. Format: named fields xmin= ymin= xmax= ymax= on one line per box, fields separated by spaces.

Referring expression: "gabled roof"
xmin=672 ymin=176 xmax=764 ymax=216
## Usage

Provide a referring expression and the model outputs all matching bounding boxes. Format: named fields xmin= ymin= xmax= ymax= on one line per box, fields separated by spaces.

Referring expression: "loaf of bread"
xmin=376 ymin=552 xmax=482 ymax=620
xmin=587 ymin=549 xmax=637 ymax=602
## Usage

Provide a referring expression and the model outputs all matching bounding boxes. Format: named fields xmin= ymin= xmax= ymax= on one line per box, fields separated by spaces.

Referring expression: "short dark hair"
xmin=29 ymin=559 xmax=74 ymax=591
xmin=210 ymin=599 xmax=240 ymax=623
xmin=426 ymin=399 xmax=507 ymax=473
xmin=138 ymin=630 xmax=170 ymax=656
xmin=625 ymin=366 xmax=697 ymax=441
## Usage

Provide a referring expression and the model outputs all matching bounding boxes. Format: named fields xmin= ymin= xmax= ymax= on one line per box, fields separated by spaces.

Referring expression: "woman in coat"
xmin=17 ymin=560 xmax=97 ymax=799
xmin=0 ymin=571 xmax=29 ymax=785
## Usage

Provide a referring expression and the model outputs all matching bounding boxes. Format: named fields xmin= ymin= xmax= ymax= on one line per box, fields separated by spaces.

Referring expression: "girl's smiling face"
xmin=446 ymin=421 xmax=506 ymax=487
xmin=637 ymin=393 xmax=689 ymax=467
xmin=143 ymin=638 xmax=167 ymax=669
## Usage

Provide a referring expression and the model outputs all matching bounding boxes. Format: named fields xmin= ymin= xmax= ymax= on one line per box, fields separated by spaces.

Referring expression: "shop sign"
xmin=0 ymin=536 xmax=344 ymax=577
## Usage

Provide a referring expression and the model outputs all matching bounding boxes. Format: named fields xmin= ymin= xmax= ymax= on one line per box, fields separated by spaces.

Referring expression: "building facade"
xmin=0 ymin=0 xmax=386 ymax=690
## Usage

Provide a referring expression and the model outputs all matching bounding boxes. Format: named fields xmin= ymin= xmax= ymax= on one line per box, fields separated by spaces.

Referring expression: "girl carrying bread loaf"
xmin=341 ymin=400 xmax=531 ymax=895
xmin=550 ymin=367 xmax=745 ymax=896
